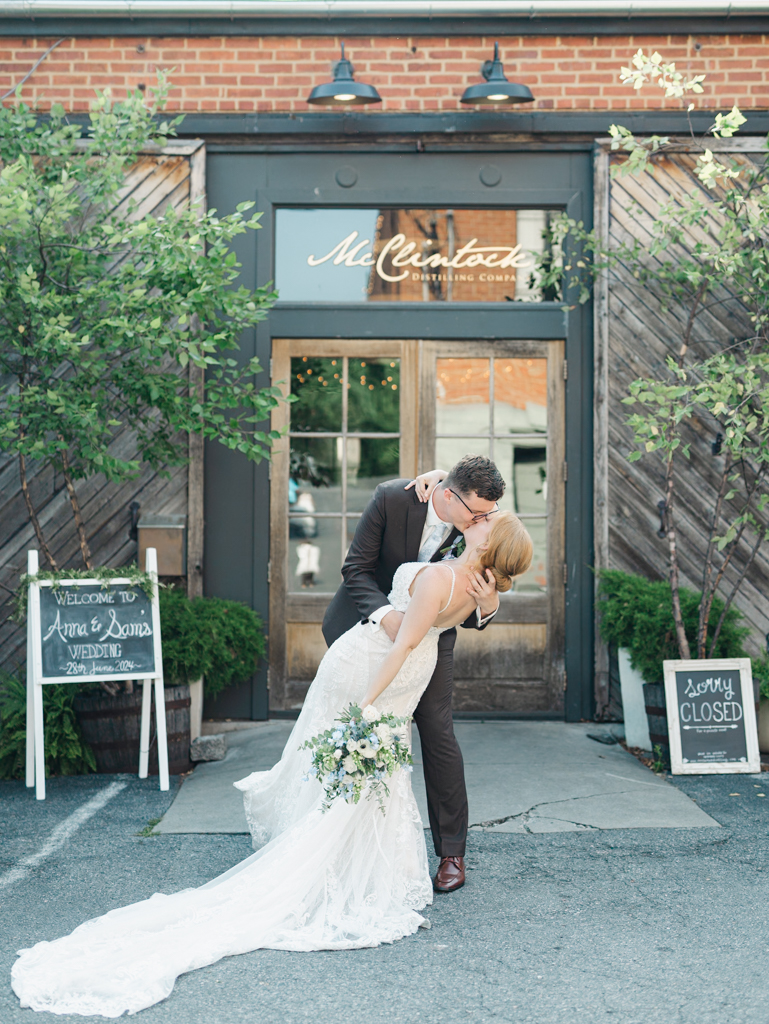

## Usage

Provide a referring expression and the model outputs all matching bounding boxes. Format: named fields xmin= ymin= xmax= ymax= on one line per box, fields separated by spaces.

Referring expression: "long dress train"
xmin=11 ymin=562 xmax=451 ymax=1018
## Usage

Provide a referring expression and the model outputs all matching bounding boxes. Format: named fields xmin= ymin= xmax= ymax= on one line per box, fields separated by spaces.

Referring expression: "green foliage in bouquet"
xmin=159 ymin=587 xmax=266 ymax=699
xmin=598 ymin=569 xmax=748 ymax=684
xmin=0 ymin=669 xmax=96 ymax=781
xmin=301 ymin=703 xmax=413 ymax=813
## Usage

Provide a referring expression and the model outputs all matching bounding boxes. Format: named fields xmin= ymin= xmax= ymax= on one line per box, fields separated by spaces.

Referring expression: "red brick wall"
xmin=2 ymin=34 xmax=768 ymax=113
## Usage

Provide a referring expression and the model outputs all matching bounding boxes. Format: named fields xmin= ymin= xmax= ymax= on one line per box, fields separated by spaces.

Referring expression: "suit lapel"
xmin=405 ymin=496 xmax=429 ymax=562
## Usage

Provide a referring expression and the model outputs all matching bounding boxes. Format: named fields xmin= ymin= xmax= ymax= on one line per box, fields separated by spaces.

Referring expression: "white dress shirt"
xmin=368 ymin=493 xmax=498 ymax=630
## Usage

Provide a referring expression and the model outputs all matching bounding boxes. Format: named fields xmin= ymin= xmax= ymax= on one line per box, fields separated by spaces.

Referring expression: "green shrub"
xmin=597 ymin=569 xmax=749 ymax=683
xmin=752 ymin=655 xmax=769 ymax=701
xmin=159 ymin=587 xmax=266 ymax=699
xmin=0 ymin=670 xmax=97 ymax=781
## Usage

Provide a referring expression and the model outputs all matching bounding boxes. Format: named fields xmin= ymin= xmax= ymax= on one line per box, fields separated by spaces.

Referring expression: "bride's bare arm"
xmin=404 ymin=468 xmax=448 ymax=503
xmin=360 ymin=567 xmax=452 ymax=708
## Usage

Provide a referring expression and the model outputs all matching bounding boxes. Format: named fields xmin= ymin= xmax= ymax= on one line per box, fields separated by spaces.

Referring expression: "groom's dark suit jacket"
xmin=322 ymin=478 xmax=483 ymax=647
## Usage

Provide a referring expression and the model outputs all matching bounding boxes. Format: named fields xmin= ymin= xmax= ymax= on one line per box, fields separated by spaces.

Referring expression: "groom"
xmin=322 ymin=455 xmax=505 ymax=893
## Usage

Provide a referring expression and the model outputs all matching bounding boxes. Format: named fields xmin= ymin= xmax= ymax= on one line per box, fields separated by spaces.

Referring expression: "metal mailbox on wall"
xmin=138 ymin=514 xmax=187 ymax=577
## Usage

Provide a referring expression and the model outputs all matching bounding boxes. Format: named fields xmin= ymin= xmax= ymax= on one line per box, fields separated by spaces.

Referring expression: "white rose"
xmin=342 ymin=755 xmax=357 ymax=774
xmin=333 ymin=749 xmax=343 ymax=760
xmin=362 ymin=705 xmax=381 ymax=723
xmin=346 ymin=739 xmax=360 ymax=753
xmin=342 ymin=774 xmax=354 ymax=785
xmin=374 ymin=723 xmax=392 ymax=744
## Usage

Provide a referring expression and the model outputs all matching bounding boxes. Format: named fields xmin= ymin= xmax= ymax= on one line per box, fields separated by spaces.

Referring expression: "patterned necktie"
xmin=418 ymin=523 xmax=448 ymax=563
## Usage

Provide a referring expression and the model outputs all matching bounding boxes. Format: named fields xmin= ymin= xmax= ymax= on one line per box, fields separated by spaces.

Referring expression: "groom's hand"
xmin=381 ymin=610 xmax=404 ymax=641
xmin=467 ymin=569 xmax=499 ymax=618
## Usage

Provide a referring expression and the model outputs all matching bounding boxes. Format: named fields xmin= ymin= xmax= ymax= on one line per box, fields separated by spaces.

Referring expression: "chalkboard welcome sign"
xmin=26 ymin=549 xmax=169 ymax=801
xmin=39 ymin=583 xmax=157 ymax=680
xmin=663 ymin=658 xmax=760 ymax=775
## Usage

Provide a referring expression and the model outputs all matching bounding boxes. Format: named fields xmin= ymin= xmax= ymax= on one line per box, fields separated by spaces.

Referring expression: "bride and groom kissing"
xmin=12 ymin=455 xmax=533 ymax=1018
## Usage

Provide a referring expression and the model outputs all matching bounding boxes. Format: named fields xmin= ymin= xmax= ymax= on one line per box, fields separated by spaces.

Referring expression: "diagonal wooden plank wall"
xmin=0 ymin=140 xmax=206 ymax=674
xmin=594 ymin=143 xmax=769 ymax=711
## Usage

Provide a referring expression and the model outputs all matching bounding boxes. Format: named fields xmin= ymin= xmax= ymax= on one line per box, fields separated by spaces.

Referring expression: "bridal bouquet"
xmin=301 ymin=703 xmax=413 ymax=812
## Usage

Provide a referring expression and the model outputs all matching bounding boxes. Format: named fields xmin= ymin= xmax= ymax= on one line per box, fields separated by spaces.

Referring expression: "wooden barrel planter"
xmin=642 ymin=682 xmax=670 ymax=760
xmin=74 ymin=684 xmax=193 ymax=776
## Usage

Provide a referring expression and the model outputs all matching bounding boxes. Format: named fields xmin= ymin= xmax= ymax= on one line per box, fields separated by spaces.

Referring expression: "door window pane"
xmin=436 ymin=437 xmax=490 ymax=474
xmin=289 ymin=438 xmax=342 ymax=513
xmin=495 ymin=438 xmax=547 ymax=516
xmin=290 ymin=357 xmax=343 ymax=432
xmin=436 ymin=358 xmax=490 ymax=435
xmin=288 ymin=353 xmax=400 ymax=593
xmin=347 ymin=438 xmax=400 ymax=512
xmin=493 ymin=358 xmax=547 ymax=434
xmin=275 ymin=208 xmax=560 ymax=303
xmin=347 ymin=359 xmax=400 ymax=434
xmin=511 ymin=518 xmax=547 ymax=593
xmin=289 ymin=519 xmax=342 ymax=593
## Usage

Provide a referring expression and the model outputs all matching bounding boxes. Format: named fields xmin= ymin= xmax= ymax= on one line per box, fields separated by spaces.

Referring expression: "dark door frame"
xmin=205 ymin=147 xmax=593 ymax=722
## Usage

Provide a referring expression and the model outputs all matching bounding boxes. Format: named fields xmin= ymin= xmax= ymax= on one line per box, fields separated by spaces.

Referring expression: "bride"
xmin=12 ymin=511 xmax=532 ymax=1018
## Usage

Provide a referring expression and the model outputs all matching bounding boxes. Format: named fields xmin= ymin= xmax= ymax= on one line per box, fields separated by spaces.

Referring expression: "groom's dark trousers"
xmin=322 ymin=479 xmax=490 ymax=858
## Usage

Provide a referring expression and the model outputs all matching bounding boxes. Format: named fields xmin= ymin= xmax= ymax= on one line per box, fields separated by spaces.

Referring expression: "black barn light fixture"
xmin=460 ymin=42 xmax=535 ymax=106
xmin=306 ymin=43 xmax=382 ymax=107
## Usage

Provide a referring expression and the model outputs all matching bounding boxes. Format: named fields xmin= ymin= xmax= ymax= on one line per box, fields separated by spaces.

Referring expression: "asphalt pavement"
xmin=1 ymin=738 xmax=768 ymax=1024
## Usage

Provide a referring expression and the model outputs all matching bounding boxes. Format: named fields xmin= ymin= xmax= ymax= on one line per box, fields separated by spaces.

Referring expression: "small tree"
xmin=0 ymin=75 xmax=283 ymax=569
xmin=541 ymin=51 xmax=769 ymax=660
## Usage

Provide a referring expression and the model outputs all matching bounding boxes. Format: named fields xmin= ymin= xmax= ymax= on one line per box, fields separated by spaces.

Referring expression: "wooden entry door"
xmin=269 ymin=339 xmax=417 ymax=711
xmin=419 ymin=341 xmax=566 ymax=713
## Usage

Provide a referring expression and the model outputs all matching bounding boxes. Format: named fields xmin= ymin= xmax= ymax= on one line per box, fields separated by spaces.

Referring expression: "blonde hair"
xmin=473 ymin=511 xmax=533 ymax=593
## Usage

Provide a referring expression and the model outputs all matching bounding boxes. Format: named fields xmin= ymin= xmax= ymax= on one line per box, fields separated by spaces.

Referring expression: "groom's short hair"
xmin=445 ymin=455 xmax=505 ymax=502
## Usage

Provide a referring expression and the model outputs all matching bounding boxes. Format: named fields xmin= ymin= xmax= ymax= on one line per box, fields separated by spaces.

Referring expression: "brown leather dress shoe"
xmin=433 ymin=856 xmax=465 ymax=892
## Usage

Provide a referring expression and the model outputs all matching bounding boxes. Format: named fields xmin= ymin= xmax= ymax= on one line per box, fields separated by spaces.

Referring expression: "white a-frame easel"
xmin=25 ymin=547 xmax=169 ymax=800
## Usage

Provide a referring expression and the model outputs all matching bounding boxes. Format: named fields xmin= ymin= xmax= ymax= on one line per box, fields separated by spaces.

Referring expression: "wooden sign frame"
xmin=663 ymin=658 xmax=760 ymax=775
xmin=25 ymin=548 xmax=170 ymax=800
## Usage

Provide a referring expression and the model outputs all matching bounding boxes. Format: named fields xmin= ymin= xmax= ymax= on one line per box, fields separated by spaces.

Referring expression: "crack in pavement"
xmin=469 ymin=789 xmax=633 ymax=834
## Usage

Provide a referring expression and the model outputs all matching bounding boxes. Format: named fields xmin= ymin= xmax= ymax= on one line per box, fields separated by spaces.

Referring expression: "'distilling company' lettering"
xmin=308 ymin=231 xmax=531 ymax=284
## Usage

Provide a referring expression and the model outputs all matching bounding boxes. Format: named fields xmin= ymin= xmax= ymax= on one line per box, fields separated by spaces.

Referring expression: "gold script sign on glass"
xmin=288 ymin=356 xmax=400 ymax=593
xmin=275 ymin=209 xmax=560 ymax=303
xmin=435 ymin=356 xmax=548 ymax=592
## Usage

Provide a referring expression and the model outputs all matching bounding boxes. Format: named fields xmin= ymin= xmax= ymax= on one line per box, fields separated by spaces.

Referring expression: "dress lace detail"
xmin=11 ymin=562 xmax=443 ymax=1019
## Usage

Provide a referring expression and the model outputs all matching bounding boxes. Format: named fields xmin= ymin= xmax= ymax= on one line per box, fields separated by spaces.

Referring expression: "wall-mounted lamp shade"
xmin=307 ymin=43 xmax=382 ymax=106
xmin=460 ymin=42 xmax=534 ymax=105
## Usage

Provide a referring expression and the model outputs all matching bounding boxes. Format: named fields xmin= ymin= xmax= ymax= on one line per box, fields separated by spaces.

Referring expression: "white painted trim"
xmin=664 ymin=657 xmax=760 ymax=775
xmin=4 ymin=1 xmax=769 ymax=19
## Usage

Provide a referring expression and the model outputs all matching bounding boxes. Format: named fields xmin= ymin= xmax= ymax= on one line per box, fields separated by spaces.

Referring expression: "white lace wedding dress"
xmin=11 ymin=562 xmax=454 ymax=1018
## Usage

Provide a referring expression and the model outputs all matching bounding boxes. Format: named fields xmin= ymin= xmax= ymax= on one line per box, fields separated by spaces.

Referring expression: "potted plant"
xmin=754 ymin=657 xmax=769 ymax=755
xmin=598 ymin=569 xmax=749 ymax=758
xmin=70 ymin=587 xmax=266 ymax=774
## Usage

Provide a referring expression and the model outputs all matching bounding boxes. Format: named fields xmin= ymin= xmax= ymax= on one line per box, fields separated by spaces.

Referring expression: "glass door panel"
xmin=287 ymin=354 xmax=401 ymax=592
xmin=434 ymin=355 xmax=549 ymax=594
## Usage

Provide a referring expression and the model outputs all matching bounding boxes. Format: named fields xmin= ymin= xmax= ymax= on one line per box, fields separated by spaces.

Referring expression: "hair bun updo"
xmin=475 ymin=511 xmax=534 ymax=592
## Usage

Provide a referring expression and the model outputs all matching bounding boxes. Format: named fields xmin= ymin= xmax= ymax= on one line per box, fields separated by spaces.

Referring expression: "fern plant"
xmin=0 ymin=670 xmax=96 ymax=781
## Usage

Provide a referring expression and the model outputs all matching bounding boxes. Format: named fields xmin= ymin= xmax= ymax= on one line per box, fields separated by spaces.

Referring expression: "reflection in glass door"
xmin=420 ymin=340 xmax=565 ymax=714
xmin=435 ymin=356 xmax=548 ymax=593
xmin=288 ymin=356 xmax=401 ymax=592
xmin=269 ymin=340 xmax=417 ymax=711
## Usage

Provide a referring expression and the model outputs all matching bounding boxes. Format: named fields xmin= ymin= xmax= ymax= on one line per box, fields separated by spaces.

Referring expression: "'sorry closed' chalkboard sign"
xmin=663 ymin=658 xmax=760 ymax=774
xmin=38 ymin=583 xmax=158 ymax=680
